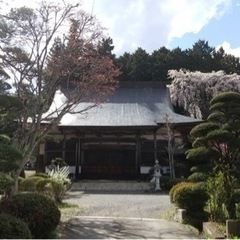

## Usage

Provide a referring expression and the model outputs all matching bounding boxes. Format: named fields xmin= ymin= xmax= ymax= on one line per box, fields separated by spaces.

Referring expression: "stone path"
xmin=60 ymin=216 xmax=199 ymax=239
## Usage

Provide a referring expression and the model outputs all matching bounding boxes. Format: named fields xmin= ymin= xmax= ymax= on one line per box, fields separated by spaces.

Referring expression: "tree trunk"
xmin=8 ymin=155 xmax=30 ymax=197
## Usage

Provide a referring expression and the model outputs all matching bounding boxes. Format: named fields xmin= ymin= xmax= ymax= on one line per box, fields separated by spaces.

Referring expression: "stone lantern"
xmin=154 ymin=160 xmax=162 ymax=191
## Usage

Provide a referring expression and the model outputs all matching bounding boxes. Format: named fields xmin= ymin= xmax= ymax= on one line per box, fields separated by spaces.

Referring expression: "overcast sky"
xmin=3 ymin=0 xmax=240 ymax=57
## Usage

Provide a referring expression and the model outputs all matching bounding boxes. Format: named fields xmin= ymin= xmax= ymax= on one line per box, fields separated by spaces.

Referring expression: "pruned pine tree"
xmin=186 ymin=92 xmax=240 ymax=219
xmin=0 ymin=1 xmax=119 ymax=194
xmin=0 ymin=94 xmax=24 ymax=198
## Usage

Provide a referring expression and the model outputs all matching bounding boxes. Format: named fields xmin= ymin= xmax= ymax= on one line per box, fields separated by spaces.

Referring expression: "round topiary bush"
xmin=35 ymin=178 xmax=52 ymax=192
xmin=0 ymin=213 xmax=32 ymax=239
xmin=0 ymin=172 xmax=14 ymax=194
xmin=169 ymin=181 xmax=194 ymax=203
xmin=173 ymin=182 xmax=209 ymax=213
xmin=19 ymin=176 xmax=44 ymax=191
xmin=166 ymin=178 xmax=188 ymax=191
xmin=0 ymin=193 xmax=61 ymax=239
xmin=30 ymin=172 xmax=49 ymax=178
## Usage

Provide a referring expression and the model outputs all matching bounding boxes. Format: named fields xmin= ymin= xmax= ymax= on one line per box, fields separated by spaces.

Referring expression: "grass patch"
xmin=57 ymin=202 xmax=83 ymax=222
xmin=160 ymin=205 xmax=202 ymax=237
xmin=56 ymin=202 xmax=83 ymax=239
xmin=160 ymin=205 xmax=175 ymax=221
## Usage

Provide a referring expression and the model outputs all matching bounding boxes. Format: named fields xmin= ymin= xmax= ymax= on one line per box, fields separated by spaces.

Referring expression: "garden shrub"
xmin=166 ymin=177 xmax=189 ymax=191
xmin=0 ymin=172 xmax=14 ymax=194
xmin=50 ymin=179 xmax=69 ymax=202
xmin=0 ymin=193 xmax=61 ymax=239
xmin=169 ymin=181 xmax=193 ymax=203
xmin=19 ymin=176 xmax=44 ymax=191
xmin=35 ymin=178 xmax=52 ymax=192
xmin=0 ymin=213 xmax=32 ymax=239
xmin=188 ymin=172 xmax=208 ymax=182
xmin=47 ymin=166 xmax=71 ymax=202
xmin=173 ymin=182 xmax=209 ymax=213
xmin=30 ymin=172 xmax=49 ymax=178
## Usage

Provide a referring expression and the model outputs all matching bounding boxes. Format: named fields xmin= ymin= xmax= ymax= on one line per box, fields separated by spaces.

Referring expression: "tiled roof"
xmin=50 ymin=82 xmax=201 ymax=127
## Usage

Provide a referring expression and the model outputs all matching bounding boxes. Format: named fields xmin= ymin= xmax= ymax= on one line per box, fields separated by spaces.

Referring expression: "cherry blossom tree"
xmin=0 ymin=1 xmax=119 ymax=194
xmin=168 ymin=70 xmax=240 ymax=119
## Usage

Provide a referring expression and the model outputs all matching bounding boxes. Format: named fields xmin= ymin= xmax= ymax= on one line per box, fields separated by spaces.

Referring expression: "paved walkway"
xmin=59 ymin=181 xmax=201 ymax=239
xmin=60 ymin=216 xmax=199 ymax=239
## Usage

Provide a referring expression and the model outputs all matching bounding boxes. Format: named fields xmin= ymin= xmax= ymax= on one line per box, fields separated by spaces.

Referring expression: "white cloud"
xmin=217 ymin=41 xmax=240 ymax=58
xmin=163 ymin=0 xmax=231 ymax=40
xmin=82 ymin=0 xmax=231 ymax=55
xmin=2 ymin=0 xmax=232 ymax=56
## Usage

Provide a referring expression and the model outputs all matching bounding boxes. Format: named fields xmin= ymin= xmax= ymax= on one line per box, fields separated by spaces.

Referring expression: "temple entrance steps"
xmin=70 ymin=180 xmax=152 ymax=191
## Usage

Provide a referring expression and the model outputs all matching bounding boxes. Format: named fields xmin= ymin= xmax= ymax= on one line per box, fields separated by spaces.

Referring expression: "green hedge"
xmin=19 ymin=176 xmax=44 ymax=191
xmin=169 ymin=181 xmax=193 ymax=203
xmin=166 ymin=178 xmax=188 ymax=191
xmin=0 ymin=213 xmax=32 ymax=239
xmin=30 ymin=172 xmax=49 ymax=178
xmin=171 ymin=182 xmax=209 ymax=213
xmin=0 ymin=193 xmax=61 ymax=239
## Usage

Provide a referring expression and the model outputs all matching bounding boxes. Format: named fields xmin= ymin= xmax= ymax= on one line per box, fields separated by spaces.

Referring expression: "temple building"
xmin=38 ymin=82 xmax=201 ymax=179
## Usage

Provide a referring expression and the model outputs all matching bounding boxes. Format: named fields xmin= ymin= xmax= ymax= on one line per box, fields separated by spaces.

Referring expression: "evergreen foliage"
xmin=186 ymin=91 xmax=240 ymax=219
xmin=0 ymin=193 xmax=61 ymax=239
xmin=115 ymin=39 xmax=240 ymax=83
xmin=0 ymin=93 xmax=24 ymax=196
xmin=0 ymin=213 xmax=32 ymax=239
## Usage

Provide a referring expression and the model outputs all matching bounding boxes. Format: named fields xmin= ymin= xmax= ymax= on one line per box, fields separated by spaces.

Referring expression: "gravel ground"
xmin=63 ymin=191 xmax=172 ymax=219
xmin=59 ymin=191 xmax=201 ymax=239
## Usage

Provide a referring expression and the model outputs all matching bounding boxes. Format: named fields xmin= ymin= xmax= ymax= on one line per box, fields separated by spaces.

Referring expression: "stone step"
xmin=71 ymin=180 xmax=152 ymax=191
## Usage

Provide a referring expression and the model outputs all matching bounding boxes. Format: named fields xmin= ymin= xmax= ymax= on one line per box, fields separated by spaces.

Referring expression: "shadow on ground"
xmin=58 ymin=217 xmax=200 ymax=239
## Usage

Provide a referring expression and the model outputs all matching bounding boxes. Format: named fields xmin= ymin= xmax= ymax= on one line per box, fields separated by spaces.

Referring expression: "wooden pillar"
xmin=153 ymin=130 xmax=157 ymax=161
xmin=36 ymin=143 xmax=45 ymax=173
xmin=62 ymin=132 xmax=66 ymax=161
xmin=135 ymin=135 xmax=141 ymax=176
xmin=75 ymin=138 xmax=81 ymax=179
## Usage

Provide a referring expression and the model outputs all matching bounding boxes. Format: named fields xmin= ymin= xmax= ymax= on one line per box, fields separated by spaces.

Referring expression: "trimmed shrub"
xmin=0 ymin=172 xmax=14 ymax=193
xmin=173 ymin=183 xmax=209 ymax=213
xmin=188 ymin=172 xmax=208 ymax=182
xmin=0 ymin=193 xmax=61 ymax=239
xmin=166 ymin=177 xmax=188 ymax=191
xmin=0 ymin=213 xmax=32 ymax=239
xmin=169 ymin=181 xmax=194 ymax=203
xmin=19 ymin=176 xmax=44 ymax=191
xmin=30 ymin=172 xmax=49 ymax=178
xmin=50 ymin=179 xmax=70 ymax=202
xmin=35 ymin=178 xmax=52 ymax=192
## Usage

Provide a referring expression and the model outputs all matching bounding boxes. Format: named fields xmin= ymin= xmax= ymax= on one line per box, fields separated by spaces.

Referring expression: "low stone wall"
xmin=203 ymin=222 xmax=225 ymax=239
xmin=226 ymin=220 xmax=240 ymax=238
